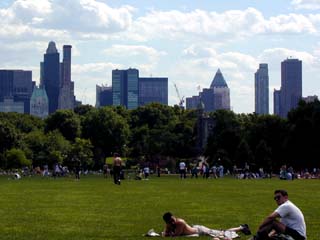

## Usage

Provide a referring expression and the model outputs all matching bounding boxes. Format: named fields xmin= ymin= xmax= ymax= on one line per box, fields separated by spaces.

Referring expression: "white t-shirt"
xmin=179 ymin=162 xmax=186 ymax=170
xmin=275 ymin=200 xmax=306 ymax=238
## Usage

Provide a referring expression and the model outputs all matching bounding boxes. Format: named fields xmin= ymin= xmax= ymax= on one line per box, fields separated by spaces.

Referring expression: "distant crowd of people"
xmin=1 ymin=157 xmax=319 ymax=183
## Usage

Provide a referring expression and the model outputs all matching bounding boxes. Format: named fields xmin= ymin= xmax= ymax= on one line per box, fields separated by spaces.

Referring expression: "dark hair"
xmin=114 ymin=153 xmax=119 ymax=157
xmin=274 ymin=190 xmax=288 ymax=197
xmin=163 ymin=212 xmax=173 ymax=223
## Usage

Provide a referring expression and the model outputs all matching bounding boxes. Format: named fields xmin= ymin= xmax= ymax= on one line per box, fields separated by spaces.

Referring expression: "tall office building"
xmin=112 ymin=68 xmax=139 ymax=109
xmin=139 ymin=77 xmax=168 ymax=106
xmin=0 ymin=70 xmax=34 ymax=113
xmin=58 ymin=45 xmax=75 ymax=110
xmin=42 ymin=41 xmax=60 ymax=114
xmin=273 ymin=89 xmax=281 ymax=115
xmin=200 ymin=88 xmax=215 ymax=112
xmin=96 ymin=84 xmax=112 ymax=107
xmin=280 ymin=58 xmax=302 ymax=118
xmin=210 ymin=69 xmax=230 ymax=110
xmin=255 ymin=64 xmax=269 ymax=114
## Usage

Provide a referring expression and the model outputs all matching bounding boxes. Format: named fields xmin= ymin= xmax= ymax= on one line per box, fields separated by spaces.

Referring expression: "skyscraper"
xmin=127 ymin=68 xmax=139 ymax=109
xmin=186 ymin=69 xmax=230 ymax=112
xmin=58 ymin=45 xmax=75 ymax=110
xmin=112 ymin=68 xmax=139 ymax=109
xmin=273 ymin=89 xmax=281 ymax=115
xmin=42 ymin=41 xmax=60 ymax=114
xmin=200 ymin=88 xmax=214 ymax=112
xmin=210 ymin=69 xmax=230 ymax=110
xmin=280 ymin=58 xmax=302 ymax=118
xmin=255 ymin=63 xmax=269 ymax=114
xmin=139 ymin=77 xmax=168 ymax=106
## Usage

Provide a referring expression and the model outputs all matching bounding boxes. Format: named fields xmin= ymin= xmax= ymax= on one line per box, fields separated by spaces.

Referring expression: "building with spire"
xmin=186 ymin=69 xmax=230 ymax=112
xmin=211 ymin=69 xmax=230 ymax=110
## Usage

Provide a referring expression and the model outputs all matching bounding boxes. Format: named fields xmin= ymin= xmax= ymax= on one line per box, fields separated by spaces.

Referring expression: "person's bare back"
xmin=174 ymin=218 xmax=198 ymax=236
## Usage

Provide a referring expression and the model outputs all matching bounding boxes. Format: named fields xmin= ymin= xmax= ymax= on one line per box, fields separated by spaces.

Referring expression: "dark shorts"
xmin=285 ymin=226 xmax=305 ymax=240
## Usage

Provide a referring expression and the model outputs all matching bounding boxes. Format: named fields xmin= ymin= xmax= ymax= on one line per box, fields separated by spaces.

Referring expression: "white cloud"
xmin=126 ymin=7 xmax=318 ymax=43
xmin=259 ymin=48 xmax=317 ymax=67
xmin=266 ymin=14 xmax=316 ymax=33
xmin=103 ymin=44 xmax=166 ymax=60
xmin=0 ymin=0 xmax=135 ymax=33
xmin=129 ymin=8 xmax=265 ymax=41
xmin=73 ymin=62 xmax=122 ymax=75
xmin=291 ymin=0 xmax=320 ymax=10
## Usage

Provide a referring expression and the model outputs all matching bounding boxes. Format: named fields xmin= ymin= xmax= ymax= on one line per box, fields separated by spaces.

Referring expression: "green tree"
xmin=45 ymin=110 xmax=81 ymax=141
xmin=74 ymin=104 xmax=94 ymax=116
xmin=67 ymin=138 xmax=93 ymax=170
xmin=25 ymin=130 xmax=70 ymax=168
xmin=205 ymin=110 xmax=242 ymax=165
xmin=245 ymin=114 xmax=288 ymax=170
xmin=129 ymin=103 xmax=195 ymax=162
xmin=5 ymin=148 xmax=31 ymax=169
xmin=0 ymin=120 xmax=20 ymax=153
xmin=285 ymin=100 xmax=320 ymax=169
xmin=82 ymin=107 xmax=129 ymax=167
xmin=234 ymin=139 xmax=253 ymax=169
xmin=0 ymin=112 xmax=44 ymax=133
xmin=24 ymin=131 xmax=46 ymax=167
xmin=255 ymin=140 xmax=272 ymax=172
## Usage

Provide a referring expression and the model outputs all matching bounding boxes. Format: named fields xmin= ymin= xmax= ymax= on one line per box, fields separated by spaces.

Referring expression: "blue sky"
xmin=1 ymin=0 xmax=320 ymax=113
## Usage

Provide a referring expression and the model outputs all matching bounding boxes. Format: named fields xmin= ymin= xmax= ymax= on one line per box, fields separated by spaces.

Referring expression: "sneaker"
xmin=241 ymin=224 xmax=252 ymax=235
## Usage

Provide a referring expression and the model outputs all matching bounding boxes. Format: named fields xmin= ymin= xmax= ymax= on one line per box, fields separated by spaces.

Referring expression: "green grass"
xmin=0 ymin=175 xmax=318 ymax=240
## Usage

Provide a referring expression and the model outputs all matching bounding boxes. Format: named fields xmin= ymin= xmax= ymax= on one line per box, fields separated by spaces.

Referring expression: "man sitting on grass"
xmin=250 ymin=190 xmax=306 ymax=240
xmin=162 ymin=212 xmax=251 ymax=239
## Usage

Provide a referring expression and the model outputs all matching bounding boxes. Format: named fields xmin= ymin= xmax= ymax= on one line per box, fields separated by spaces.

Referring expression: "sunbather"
xmin=162 ymin=212 xmax=251 ymax=239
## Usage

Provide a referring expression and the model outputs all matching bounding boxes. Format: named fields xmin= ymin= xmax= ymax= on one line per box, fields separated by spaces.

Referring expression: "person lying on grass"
xmin=162 ymin=212 xmax=251 ymax=239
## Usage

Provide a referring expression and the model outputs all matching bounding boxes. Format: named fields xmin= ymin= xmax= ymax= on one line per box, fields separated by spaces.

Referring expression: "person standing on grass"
xmin=179 ymin=161 xmax=186 ymax=178
xmin=251 ymin=189 xmax=306 ymax=240
xmin=74 ymin=158 xmax=81 ymax=180
xmin=113 ymin=153 xmax=122 ymax=185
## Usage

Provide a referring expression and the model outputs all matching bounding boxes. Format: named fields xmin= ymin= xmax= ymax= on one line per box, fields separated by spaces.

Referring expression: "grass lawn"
xmin=0 ymin=174 xmax=318 ymax=240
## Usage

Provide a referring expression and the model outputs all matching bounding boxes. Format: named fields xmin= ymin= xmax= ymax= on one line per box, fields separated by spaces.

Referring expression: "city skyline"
xmin=1 ymin=0 xmax=320 ymax=113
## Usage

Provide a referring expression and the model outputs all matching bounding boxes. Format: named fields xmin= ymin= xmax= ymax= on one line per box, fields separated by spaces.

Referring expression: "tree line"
xmin=0 ymin=100 xmax=319 ymax=172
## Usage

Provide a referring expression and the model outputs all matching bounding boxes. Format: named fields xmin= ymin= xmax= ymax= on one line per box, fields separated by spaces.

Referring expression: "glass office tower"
xmin=139 ymin=77 xmax=168 ymax=106
xmin=43 ymin=41 xmax=60 ymax=113
xmin=255 ymin=63 xmax=269 ymax=114
xmin=112 ymin=68 xmax=139 ymax=109
xmin=280 ymin=58 xmax=302 ymax=118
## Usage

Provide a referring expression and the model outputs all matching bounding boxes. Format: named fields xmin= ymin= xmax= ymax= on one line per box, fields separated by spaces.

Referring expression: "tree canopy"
xmin=0 ymin=100 xmax=319 ymax=171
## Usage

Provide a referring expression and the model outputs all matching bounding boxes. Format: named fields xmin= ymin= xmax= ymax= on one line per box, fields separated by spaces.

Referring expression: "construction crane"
xmin=174 ymin=83 xmax=185 ymax=108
